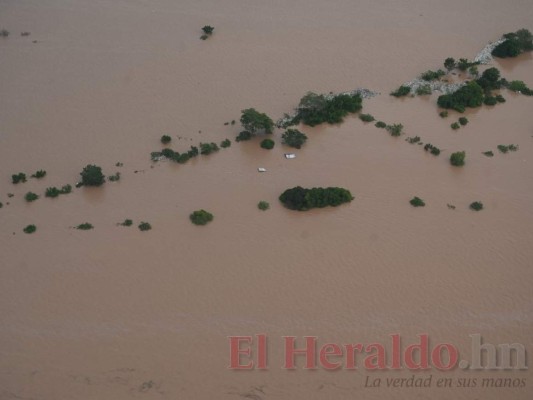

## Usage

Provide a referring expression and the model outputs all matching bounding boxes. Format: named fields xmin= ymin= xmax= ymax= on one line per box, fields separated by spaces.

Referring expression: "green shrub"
xmin=236 ymin=130 xmax=252 ymax=142
xmin=151 ymin=151 xmax=163 ymax=161
xmin=390 ymin=85 xmax=411 ymax=97
xmin=12 ymin=173 xmax=27 ymax=184
xmin=108 ymin=172 xmax=121 ymax=182
xmin=410 ymin=196 xmax=425 ymax=207
xmin=202 ymin=25 xmax=214 ymax=35
xmin=60 ymin=184 xmax=72 ymax=194
xmin=31 ymin=170 xmax=47 ymax=179
xmin=294 ymin=92 xmax=363 ymax=126
xmin=416 ymin=84 xmax=432 ymax=95
xmin=406 ymin=136 xmax=420 ymax=144
xmin=200 ymin=34 xmax=209 ymax=40
xmin=509 ymin=80 xmax=527 ymax=92
xmin=509 ymin=144 xmax=519 ymax=151
xmin=260 ymin=138 xmax=275 ymax=150
xmin=0 ymin=29 xmax=9 ymax=38
xmin=76 ymin=223 xmax=93 ymax=230
xmin=458 ymin=117 xmax=468 ymax=126
xmin=190 ymin=209 xmax=214 ymax=225
xmin=386 ymin=123 xmax=404 ymax=137
xmin=470 ymin=201 xmax=483 ymax=211
xmin=451 ymin=122 xmax=460 ymax=130
xmin=23 ymin=224 xmax=36 ymax=234
xmin=469 ymin=65 xmax=479 ymax=77
xmin=497 ymin=145 xmax=509 ymax=153
xmin=375 ymin=121 xmax=387 ymax=128
xmin=476 ymin=67 xmax=502 ymax=91
xmin=80 ymin=165 xmax=105 ymax=186
xmin=421 ymin=69 xmax=445 ymax=81
xmin=439 ymin=111 xmax=449 ymax=118
xmin=240 ymin=108 xmax=274 ymax=134
xmin=447 ymin=204 xmax=456 ymax=210
xmin=177 ymin=153 xmax=190 ymax=163
xmin=45 ymin=187 xmax=60 ymax=198
xmin=220 ymin=139 xmax=231 ymax=148
xmin=279 ymin=186 xmax=354 ymax=211
xmin=424 ymin=143 xmax=441 ymax=155
xmin=119 ymin=219 xmax=133 ymax=227
xmin=450 ymin=151 xmax=466 ymax=166
xmin=188 ymin=146 xmax=199 ymax=157
xmin=437 ymin=81 xmax=484 ymax=112
xmin=200 ymin=142 xmax=219 ymax=155
xmin=25 ymin=192 xmax=39 ymax=202
xmin=257 ymin=201 xmax=270 ymax=211
xmin=282 ymin=128 xmax=307 ymax=149
xmin=495 ymin=94 xmax=506 ymax=103
xmin=359 ymin=113 xmax=375 ymax=122
xmin=161 ymin=148 xmax=175 ymax=159
xmin=444 ymin=57 xmax=456 ymax=71
xmin=483 ymin=151 xmax=494 ymax=157
xmin=161 ymin=135 xmax=172 ymax=144
xmin=138 ymin=222 xmax=152 ymax=231
xmin=484 ymin=96 xmax=498 ymax=106
xmin=457 ymin=58 xmax=479 ymax=71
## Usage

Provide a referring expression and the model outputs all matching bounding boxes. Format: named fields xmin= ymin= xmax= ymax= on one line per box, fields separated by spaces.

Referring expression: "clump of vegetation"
xmin=424 ymin=143 xmax=441 ymax=155
xmin=458 ymin=117 xmax=469 ymax=126
xmin=80 ymin=165 xmax=105 ymax=186
xmin=200 ymin=25 xmax=214 ymax=40
xmin=484 ymin=96 xmax=498 ymax=106
xmin=439 ymin=111 xmax=448 ymax=118
xmin=390 ymin=85 xmax=411 ymax=97
xmin=257 ymin=201 xmax=270 ymax=211
xmin=406 ymin=136 xmax=421 ymax=144
xmin=119 ymin=219 xmax=133 ymax=227
xmin=47 ymin=184 xmax=73 ymax=197
xmin=447 ymin=204 xmax=456 ymax=210
xmin=475 ymin=67 xmax=503 ymax=92
xmin=495 ymin=94 xmax=506 ymax=102
xmin=108 ymin=172 xmax=121 ymax=182
xmin=23 ymin=224 xmax=36 ymax=234
xmin=492 ymin=29 xmax=533 ymax=58
xmin=508 ymin=80 xmax=527 ymax=92
xmin=76 ymin=223 xmax=94 ymax=230
xmin=386 ymin=123 xmax=404 ymax=137
xmin=444 ymin=57 xmax=456 ymax=71
xmin=359 ymin=113 xmax=375 ymax=122
xmin=12 ymin=173 xmax=27 ymax=184
xmin=31 ymin=170 xmax=47 ymax=179
xmin=470 ymin=201 xmax=484 ymax=211
xmin=151 ymin=151 xmax=163 ymax=161
xmin=0 ymin=29 xmax=9 ymax=38
xmin=138 ymin=222 xmax=152 ymax=231
xmin=468 ymin=65 xmax=479 ymax=78
xmin=220 ymin=139 xmax=231 ymax=148
xmin=200 ymin=142 xmax=219 ymax=155
xmin=291 ymin=92 xmax=363 ymax=126
xmin=236 ymin=131 xmax=252 ymax=142
xmin=161 ymin=135 xmax=172 ymax=144
xmin=451 ymin=122 xmax=460 ymax=130
xmin=450 ymin=151 xmax=466 ymax=166
xmin=282 ymin=128 xmax=307 ymax=149
xmin=457 ymin=58 xmax=480 ymax=72
xmin=421 ymin=69 xmax=445 ymax=81
xmin=188 ymin=145 xmax=199 ymax=157
xmin=190 ymin=209 xmax=214 ymax=225
xmin=497 ymin=144 xmax=519 ymax=153
xmin=115 ymin=162 xmax=123 ymax=167
xmin=260 ymin=138 xmax=275 ymax=149
xmin=375 ymin=121 xmax=387 ymax=128
xmin=25 ymin=192 xmax=39 ymax=202
xmin=279 ymin=186 xmax=354 ymax=211
xmin=410 ymin=196 xmax=426 ymax=207
xmin=416 ymin=84 xmax=432 ymax=95
xmin=240 ymin=108 xmax=274 ymax=134
xmin=437 ymin=81 xmax=484 ymax=112
xmin=483 ymin=151 xmax=494 ymax=157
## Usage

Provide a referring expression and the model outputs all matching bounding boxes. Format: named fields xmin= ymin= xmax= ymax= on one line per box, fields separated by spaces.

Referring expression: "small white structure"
xmin=257 ymin=167 xmax=267 ymax=172
xmin=284 ymin=153 xmax=296 ymax=159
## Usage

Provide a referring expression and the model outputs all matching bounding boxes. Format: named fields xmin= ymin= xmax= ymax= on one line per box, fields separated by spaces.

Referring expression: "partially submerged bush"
xmin=138 ymin=222 xmax=152 ymax=231
xmin=279 ymin=186 xmax=354 ymax=211
xmin=475 ymin=67 xmax=502 ymax=91
xmin=450 ymin=151 xmax=466 ymax=166
xmin=202 ymin=25 xmax=214 ymax=35
xmin=410 ymin=196 xmax=426 ymax=207
xmin=498 ymin=144 xmax=519 ymax=153
xmin=220 ymin=139 xmax=231 ymax=148
xmin=444 ymin=57 xmax=456 ymax=71
xmin=375 ymin=121 xmax=387 ymax=128
xmin=190 ymin=209 xmax=214 ymax=225
xmin=293 ymin=92 xmax=363 ymax=126
xmin=421 ymin=69 xmax=445 ymax=81
xmin=483 ymin=151 xmax=494 ymax=157
xmin=470 ymin=201 xmax=484 ymax=211
xmin=23 ymin=224 xmax=36 ymax=234
xmin=257 ymin=201 xmax=270 ymax=211
xmin=80 ymin=165 xmax=105 ymax=186
xmin=359 ymin=113 xmax=375 ymax=122
xmin=200 ymin=142 xmax=219 ymax=155
xmin=161 ymin=135 xmax=172 ymax=144
xmin=119 ymin=219 xmax=133 ymax=227
xmin=458 ymin=117 xmax=468 ymax=126
xmin=509 ymin=80 xmax=527 ymax=92
xmin=424 ymin=143 xmax=441 ymax=155
xmin=492 ymin=29 xmax=533 ymax=58
xmin=12 ymin=173 xmax=27 ymax=184
xmin=386 ymin=123 xmax=404 ymax=137
xmin=439 ymin=111 xmax=449 ymax=118
xmin=236 ymin=131 xmax=252 ymax=142
xmin=406 ymin=136 xmax=421 ymax=144
xmin=260 ymin=138 xmax=275 ymax=150
xmin=451 ymin=122 xmax=460 ymax=130
xmin=484 ymin=96 xmax=498 ymax=106
xmin=25 ymin=192 xmax=39 ymax=202
xmin=457 ymin=58 xmax=479 ymax=72
xmin=437 ymin=81 xmax=484 ymax=112
xmin=108 ymin=172 xmax=121 ymax=182
xmin=0 ymin=29 xmax=9 ymax=38
xmin=282 ymin=128 xmax=307 ymax=149
xmin=390 ymin=85 xmax=411 ymax=97
xmin=31 ymin=170 xmax=47 ymax=179
xmin=240 ymin=108 xmax=274 ymax=134
xmin=76 ymin=223 xmax=94 ymax=230
xmin=416 ymin=84 xmax=432 ymax=95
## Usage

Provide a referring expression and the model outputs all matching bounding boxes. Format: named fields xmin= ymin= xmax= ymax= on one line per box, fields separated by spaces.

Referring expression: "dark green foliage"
xmin=509 ymin=80 xmax=527 ymax=92
xmin=424 ymin=143 xmax=441 ymax=155
xmin=416 ymin=84 xmax=432 ymax=95
xmin=444 ymin=57 xmax=456 ymax=71
xmin=151 ymin=151 xmax=163 ymax=161
xmin=257 ymin=201 xmax=270 ymax=211
xmin=0 ymin=29 xmax=9 ymax=38
xmin=80 ymin=165 xmax=105 ymax=186
xmin=108 ymin=172 xmax=121 ymax=182
xmin=25 ymin=192 xmax=39 ymax=202
xmin=138 ymin=222 xmax=152 ymax=231
xmin=119 ymin=219 xmax=133 ymax=227
xmin=458 ymin=117 xmax=468 ymax=126
xmin=484 ymin=96 xmax=498 ymax=106
xmin=202 ymin=25 xmax=214 ymax=35
xmin=260 ymin=138 xmax=275 ymax=150
xmin=476 ymin=67 xmax=502 ymax=91
xmin=115 ymin=162 xmax=123 ymax=167
xmin=45 ymin=187 xmax=60 ymax=198
xmin=31 ymin=170 xmax=46 ymax=179
xmin=492 ymin=39 xmax=521 ymax=58
xmin=437 ymin=81 xmax=484 ymax=112
xmin=498 ymin=145 xmax=509 ymax=153
xmin=177 ymin=153 xmax=190 ymax=164
xmin=421 ymin=69 xmax=445 ymax=81
xmin=279 ymin=186 xmax=354 ymax=211
xmin=294 ymin=92 xmax=363 ymax=126
xmin=410 ymin=196 xmax=425 ymax=207
xmin=220 ymin=139 xmax=231 ymax=148
xmin=200 ymin=142 xmax=219 ymax=155
xmin=495 ymin=94 xmax=506 ymax=103
xmin=457 ymin=58 xmax=479 ymax=71
xmin=390 ymin=85 xmax=411 ymax=97
xmin=509 ymin=144 xmax=519 ymax=151
xmin=282 ymin=128 xmax=307 ymax=149
xmin=200 ymin=34 xmax=209 ymax=40
xmin=188 ymin=146 xmax=199 ymax=157
xmin=406 ymin=136 xmax=420 ymax=144
xmin=236 ymin=131 xmax=252 ymax=142
xmin=451 ymin=122 xmax=460 ymax=130
xmin=76 ymin=223 xmax=94 ymax=230
xmin=359 ymin=113 xmax=375 ymax=122
xmin=483 ymin=151 xmax=494 ymax=157
xmin=161 ymin=148 xmax=175 ymax=158
xmin=231 ymin=120 xmax=236 ymax=125
xmin=439 ymin=111 xmax=449 ymax=118
xmin=12 ymin=173 xmax=27 ymax=184
xmin=190 ymin=209 xmax=214 ymax=225
xmin=375 ymin=121 xmax=387 ymax=128
xmin=7 ymin=193 xmax=14 ymax=198
xmin=470 ymin=201 xmax=484 ymax=211
xmin=23 ymin=224 xmax=36 ymax=234
xmin=161 ymin=135 xmax=172 ymax=144
xmin=468 ymin=65 xmax=479 ymax=77
xmin=450 ymin=151 xmax=466 ymax=166
xmin=240 ymin=108 xmax=274 ymax=134
xmin=386 ymin=123 xmax=404 ymax=137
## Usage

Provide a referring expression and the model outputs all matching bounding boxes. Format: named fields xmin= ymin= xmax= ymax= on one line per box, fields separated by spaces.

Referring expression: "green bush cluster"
xmin=492 ymin=29 xmax=532 ymax=58
xmin=406 ymin=136 xmax=421 ymax=144
xmin=458 ymin=117 xmax=468 ymax=126
xmin=31 ymin=170 xmax=47 ymax=179
xmin=497 ymin=144 xmax=518 ymax=153
xmin=260 ymin=138 xmax=275 ymax=149
xmin=12 ymin=173 xmax=27 ymax=184
xmin=220 ymin=139 xmax=231 ymax=148
xmin=190 ymin=209 xmax=214 ymax=225
xmin=119 ymin=219 xmax=133 ymax=227
xmin=108 ymin=172 xmax=121 ymax=182
xmin=138 ymin=222 xmax=152 ymax=231
xmin=450 ymin=151 xmax=466 ymax=166
xmin=451 ymin=122 xmax=460 ymax=130
xmin=200 ymin=25 xmax=214 ymax=40
xmin=444 ymin=57 xmax=456 ymax=71
xmin=282 ymin=129 xmax=307 ymax=149
xmin=457 ymin=58 xmax=480 ymax=72
xmin=23 ymin=224 xmax=36 ymax=234
xmin=437 ymin=81 xmax=484 ymax=112
xmin=386 ymin=123 xmax=404 ymax=137
xmin=416 ymin=84 xmax=432 ymax=95
xmin=257 ymin=201 xmax=270 ymax=211
xmin=483 ymin=151 xmax=494 ymax=157
xmin=0 ymin=29 xmax=9 ymax=38
xmin=475 ymin=67 xmax=502 ymax=91
xmin=424 ymin=143 xmax=441 ymax=155
xmin=375 ymin=121 xmax=387 ymax=128
xmin=76 ymin=223 xmax=94 ymax=230
xmin=390 ymin=85 xmax=411 ymax=97
xmin=240 ymin=108 xmax=274 ymax=134
xmin=410 ymin=196 xmax=425 ymax=207
xmin=236 ymin=131 xmax=252 ymax=142
xmin=25 ymin=192 xmax=39 ymax=202
xmin=200 ymin=142 xmax=219 ymax=155
xmin=45 ymin=184 xmax=72 ymax=198
xmin=421 ymin=69 xmax=445 ymax=81
xmin=80 ymin=165 xmax=105 ymax=186
xmin=439 ymin=111 xmax=448 ymax=118
xmin=508 ymin=80 xmax=533 ymax=95
xmin=292 ymin=92 xmax=363 ymax=126
xmin=279 ymin=186 xmax=354 ymax=211
xmin=359 ymin=113 xmax=375 ymax=122
xmin=470 ymin=201 xmax=484 ymax=211
xmin=161 ymin=135 xmax=172 ymax=144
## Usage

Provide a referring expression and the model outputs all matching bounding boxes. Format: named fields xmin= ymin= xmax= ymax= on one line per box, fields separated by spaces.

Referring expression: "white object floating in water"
xmin=257 ymin=167 xmax=267 ymax=172
xmin=284 ymin=153 xmax=296 ymax=159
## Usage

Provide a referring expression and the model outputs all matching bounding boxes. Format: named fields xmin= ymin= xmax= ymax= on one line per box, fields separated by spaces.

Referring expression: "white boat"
xmin=284 ymin=153 xmax=296 ymax=159
xmin=257 ymin=167 xmax=267 ymax=172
